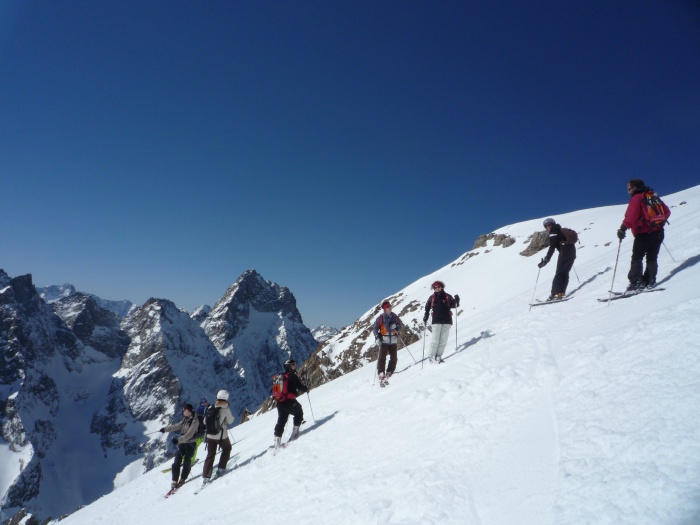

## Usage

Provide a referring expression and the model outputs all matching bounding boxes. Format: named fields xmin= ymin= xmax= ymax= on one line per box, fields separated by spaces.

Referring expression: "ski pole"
xmin=396 ymin=333 xmax=417 ymax=363
xmin=662 ymin=242 xmax=676 ymax=262
xmin=529 ymin=267 xmax=541 ymax=312
xmin=573 ymin=265 xmax=581 ymax=284
xmin=454 ymin=302 xmax=458 ymax=353
xmin=421 ymin=323 xmax=428 ymax=369
xmin=607 ymin=239 xmax=623 ymax=305
xmin=306 ymin=392 xmax=316 ymax=422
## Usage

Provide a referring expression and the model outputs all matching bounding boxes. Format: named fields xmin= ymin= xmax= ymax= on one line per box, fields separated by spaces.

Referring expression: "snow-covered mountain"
xmin=201 ymin=270 xmax=319 ymax=414
xmin=54 ymin=184 xmax=700 ymax=525
xmin=0 ymin=270 xmax=317 ymax=523
xmin=37 ymin=284 xmax=135 ymax=317
xmin=310 ymin=324 xmax=339 ymax=342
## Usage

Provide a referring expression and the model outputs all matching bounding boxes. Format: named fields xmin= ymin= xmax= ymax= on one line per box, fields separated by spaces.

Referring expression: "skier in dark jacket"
xmin=617 ymin=179 xmax=670 ymax=291
xmin=160 ymin=403 xmax=200 ymax=490
xmin=423 ymin=281 xmax=459 ymax=363
xmin=274 ymin=359 xmax=309 ymax=447
xmin=538 ymin=218 xmax=576 ymax=301
xmin=372 ymin=301 xmax=403 ymax=384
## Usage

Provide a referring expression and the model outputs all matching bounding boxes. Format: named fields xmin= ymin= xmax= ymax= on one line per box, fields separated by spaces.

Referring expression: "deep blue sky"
xmin=2 ymin=1 xmax=699 ymax=328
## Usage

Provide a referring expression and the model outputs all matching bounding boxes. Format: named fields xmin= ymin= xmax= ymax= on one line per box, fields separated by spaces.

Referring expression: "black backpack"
xmin=204 ymin=406 xmax=222 ymax=436
xmin=194 ymin=413 xmax=206 ymax=439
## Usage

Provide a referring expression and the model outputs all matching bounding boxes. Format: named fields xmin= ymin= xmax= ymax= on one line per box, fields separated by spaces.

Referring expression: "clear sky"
xmin=2 ymin=1 xmax=699 ymax=329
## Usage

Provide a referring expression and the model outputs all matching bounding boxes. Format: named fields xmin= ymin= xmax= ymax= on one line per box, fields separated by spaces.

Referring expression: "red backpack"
xmin=641 ymin=190 xmax=671 ymax=226
xmin=271 ymin=373 xmax=291 ymax=402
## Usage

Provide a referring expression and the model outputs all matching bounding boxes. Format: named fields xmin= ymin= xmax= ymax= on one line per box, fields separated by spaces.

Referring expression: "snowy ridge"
xmin=57 ymin=185 xmax=700 ymax=524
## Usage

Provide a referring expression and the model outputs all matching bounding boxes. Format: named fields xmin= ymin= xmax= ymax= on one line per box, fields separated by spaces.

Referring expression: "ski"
xmin=164 ymin=480 xmax=187 ymax=498
xmin=529 ymin=297 xmax=572 ymax=307
xmin=193 ymin=453 xmax=241 ymax=495
xmin=598 ymin=288 xmax=665 ymax=302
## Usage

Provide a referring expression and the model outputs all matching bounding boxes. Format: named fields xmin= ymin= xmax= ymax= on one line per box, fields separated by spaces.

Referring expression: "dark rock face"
xmin=0 ymin=272 xmax=86 ymax=521
xmin=52 ymin=293 xmax=130 ymax=359
xmin=520 ymin=230 xmax=550 ymax=257
xmin=472 ymin=233 xmax=516 ymax=250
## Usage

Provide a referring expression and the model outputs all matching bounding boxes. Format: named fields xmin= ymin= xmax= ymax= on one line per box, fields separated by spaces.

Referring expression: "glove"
xmin=538 ymin=258 xmax=547 ymax=268
xmin=423 ymin=314 xmax=429 ymax=323
xmin=390 ymin=324 xmax=397 ymax=331
xmin=617 ymin=228 xmax=626 ymax=240
xmin=171 ymin=437 xmax=178 ymax=445
xmin=159 ymin=428 xmax=165 ymax=433
xmin=375 ymin=337 xmax=382 ymax=346
xmin=454 ymin=294 xmax=460 ymax=307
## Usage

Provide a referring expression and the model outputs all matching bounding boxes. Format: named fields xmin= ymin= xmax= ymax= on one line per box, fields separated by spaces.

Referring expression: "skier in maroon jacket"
xmin=423 ymin=281 xmax=459 ymax=363
xmin=617 ymin=179 xmax=670 ymax=291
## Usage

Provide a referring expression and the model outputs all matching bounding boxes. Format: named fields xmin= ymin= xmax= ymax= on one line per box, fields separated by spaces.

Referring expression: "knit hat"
xmin=381 ymin=301 xmax=391 ymax=310
xmin=432 ymin=281 xmax=445 ymax=289
xmin=183 ymin=403 xmax=194 ymax=412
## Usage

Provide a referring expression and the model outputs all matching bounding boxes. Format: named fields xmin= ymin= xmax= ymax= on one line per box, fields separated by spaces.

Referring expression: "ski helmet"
xmin=284 ymin=358 xmax=296 ymax=371
xmin=216 ymin=389 xmax=229 ymax=401
xmin=543 ymin=218 xmax=555 ymax=227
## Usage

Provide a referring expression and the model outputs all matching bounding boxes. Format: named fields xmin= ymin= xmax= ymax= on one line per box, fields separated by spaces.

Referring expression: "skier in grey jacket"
xmin=373 ymin=301 xmax=403 ymax=381
xmin=160 ymin=403 xmax=200 ymax=489
xmin=202 ymin=390 xmax=235 ymax=483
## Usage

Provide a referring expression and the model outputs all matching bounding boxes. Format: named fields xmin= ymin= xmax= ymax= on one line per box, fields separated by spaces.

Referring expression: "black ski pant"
xmin=551 ymin=244 xmax=577 ymax=295
xmin=171 ymin=442 xmax=196 ymax=483
xmin=203 ymin=437 xmax=232 ymax=479
xmin=628 ymin=229 xmax=664 ymax=285
xmin=377 ymin=344 xmax=397 ymax=376
xmin=274 ymin=399 xmax=303 ymax=438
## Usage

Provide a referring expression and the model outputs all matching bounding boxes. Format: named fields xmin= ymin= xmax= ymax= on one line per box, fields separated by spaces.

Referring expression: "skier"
xmin=160 ymin=403 xmax=200 ymax=490
xmin=202 ymin=390 xmax=234 ymax=484
xmin=617 ymin=179 xmax=670 ymax=291
xmin=423 ymin=281 xmax=459 ymax=363
xmin=273 ymin=359 xmax=309 ymax=447
xmin=372 ymin=301 xmax=403 ymax=386
xmin=538 ymin=218 xmax=577 ymax=300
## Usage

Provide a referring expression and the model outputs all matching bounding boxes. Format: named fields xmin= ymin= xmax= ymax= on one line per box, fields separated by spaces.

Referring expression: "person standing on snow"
xmin=423 ymin=281 xmax=459 ymax=363
xmin=617 ymin=179 xmax=670 ymax=291
xmin=202 ymin=390 xmax=234 ymax=484
xmin=538 ymin=218 xmax=577 ymax=301
xmin=373 ymin=301 xmax=403 ymax=385
xmin=273 ymin=359 xmax=309 ymax=447
xmin=160 ymin=403 xmax=200 ymax=490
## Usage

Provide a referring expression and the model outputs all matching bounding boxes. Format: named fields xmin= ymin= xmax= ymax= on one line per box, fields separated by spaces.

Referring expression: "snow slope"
xmin=56 ymin=185 xmax=700 ymax=525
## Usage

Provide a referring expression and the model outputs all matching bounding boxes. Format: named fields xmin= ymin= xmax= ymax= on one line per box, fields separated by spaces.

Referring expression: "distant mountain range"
xmin=310 ymin=324 xmax=340 ymax=342
xmin=0 ymin=269 xmax=318 ymax=523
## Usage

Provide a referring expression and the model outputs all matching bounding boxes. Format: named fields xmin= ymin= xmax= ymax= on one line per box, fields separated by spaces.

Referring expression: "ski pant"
xmin=428 ymin=323 xmax=451 ymax=359
xmin=274 ymin=399 xmax=303 ymax=438
xmin=377 ymin=343 xmax=397 ymax=376
xmin=551 ymin=244 xmax=576 ymax=295
xmin=628 ymin=229 xmax=664 ymax=285
xmin=171 ymin=442 xmax=196 ymax=483
xmin=202 ymin=437 xmax=232 ymax=479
